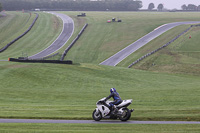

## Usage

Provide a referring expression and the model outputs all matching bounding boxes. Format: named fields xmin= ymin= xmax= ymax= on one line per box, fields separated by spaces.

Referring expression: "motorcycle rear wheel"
xmin=119 ymin=108 xmax=131 ymax=121
xmin=92 ymin=109 xmax=102 ymax=121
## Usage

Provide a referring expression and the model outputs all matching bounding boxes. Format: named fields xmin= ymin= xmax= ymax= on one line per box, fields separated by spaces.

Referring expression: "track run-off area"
xmin=0 ymin=119 xmax=200 ymax=124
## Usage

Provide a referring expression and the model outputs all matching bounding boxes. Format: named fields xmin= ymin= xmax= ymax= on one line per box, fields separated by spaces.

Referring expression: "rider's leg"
xmin=112 ymin=100 xmax=122 ymax=113
xmin=109 ymin=103 xmax=114 ymax=111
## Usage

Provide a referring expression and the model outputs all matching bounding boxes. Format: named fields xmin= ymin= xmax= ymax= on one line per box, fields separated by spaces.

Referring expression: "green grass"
xmin=62 ymin=12 xmax=200 ymax=65
xmin=0 ymin=123 xmax=200 ymax=133
xmin=0 ymin=61 xmax=200 ymax=121
xmin=0 ymin=12 xmax=30 ymax=48
xmin=0 ymin=12 xmax=62 ymax=60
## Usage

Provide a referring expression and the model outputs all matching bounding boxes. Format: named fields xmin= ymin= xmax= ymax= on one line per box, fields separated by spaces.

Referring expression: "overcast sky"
xmin=141 ymin=0 xmax=200 ymax=9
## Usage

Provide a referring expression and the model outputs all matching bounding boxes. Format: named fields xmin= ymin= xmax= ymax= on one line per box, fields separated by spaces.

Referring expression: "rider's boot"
xmin=113 ymin=105 xmax=118 ymax=114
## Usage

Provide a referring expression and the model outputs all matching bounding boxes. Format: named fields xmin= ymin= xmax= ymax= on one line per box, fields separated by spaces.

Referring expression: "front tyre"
xmin=92 ymin=109 xmax=102 ymax=121
xmin=119 ymin=108 xmax=131 ymax=121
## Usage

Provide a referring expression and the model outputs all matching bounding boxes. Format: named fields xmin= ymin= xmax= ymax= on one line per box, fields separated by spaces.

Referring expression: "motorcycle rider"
xmin=104 ymin=88 xmax=122 ymax=113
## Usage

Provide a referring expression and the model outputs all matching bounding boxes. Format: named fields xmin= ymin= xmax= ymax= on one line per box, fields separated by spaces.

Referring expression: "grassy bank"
xmin=0 ymin=123 xmax=200 ymax=133
xmin=0 ymin=12 xmax=62 ymax=60
xmin=0 ymin=12 xmax=30 ymax=49
xmin=0 ymin=61 xmax=199 ymax=121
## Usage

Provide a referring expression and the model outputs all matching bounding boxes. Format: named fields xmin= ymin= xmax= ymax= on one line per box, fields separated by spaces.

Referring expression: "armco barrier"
xmin=9 ymin=58 xmax=72 ymax=64
xmin=0 ymin=13 xmax=39 ymax=53
xmin=128 ymin=24 xmax=199 ymax=68
xmin=60 ymin=23 xmax=88 ymax=61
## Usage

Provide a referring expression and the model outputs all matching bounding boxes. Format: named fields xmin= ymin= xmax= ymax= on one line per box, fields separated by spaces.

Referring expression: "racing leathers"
xmin=105 ymin=91 xmax=122 ymax=110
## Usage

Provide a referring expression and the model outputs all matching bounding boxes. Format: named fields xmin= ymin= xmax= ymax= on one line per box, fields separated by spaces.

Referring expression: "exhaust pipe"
xmin=130 ymin=109 xmax=134 ymax=112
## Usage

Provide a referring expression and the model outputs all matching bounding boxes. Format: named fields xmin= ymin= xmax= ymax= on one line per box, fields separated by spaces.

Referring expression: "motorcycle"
xmin=92 ymin=97 xmax=134 ymax=121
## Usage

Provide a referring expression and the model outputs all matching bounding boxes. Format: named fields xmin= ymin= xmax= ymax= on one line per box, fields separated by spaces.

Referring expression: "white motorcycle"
xmin=92 ymin=97 xmax=134 ymax=121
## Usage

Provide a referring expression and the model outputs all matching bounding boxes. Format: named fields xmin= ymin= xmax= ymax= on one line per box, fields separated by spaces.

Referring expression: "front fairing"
xmin=96 ymin=97 xmax=113 ymax=106
xmin=96 ymin=97 xmax=113 ymax=117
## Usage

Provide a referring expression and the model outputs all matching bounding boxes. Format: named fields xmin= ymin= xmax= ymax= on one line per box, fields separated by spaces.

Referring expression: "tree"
xmin=0 ymin=2 xmax=2 ymax=12
xmin=148 ymin=3 xmax=155 ymax=10
xmin=157 ymin=4 xmax=164 ymax=11
xmin=197 ymin=5 xmax=200 ymax=11
xmin=127 ymin=1 xmax=142 ymax=11
xmin=187 ymin=4 xmax=197 ymax=10
xmin=181 ymin=4 xmax=187 ymax=10
xmin=0 ymin=0 xmax=143 ymax=11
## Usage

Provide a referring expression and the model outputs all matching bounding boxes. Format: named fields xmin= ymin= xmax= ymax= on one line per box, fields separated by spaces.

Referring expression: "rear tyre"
xmin=119 ymin=108 xmax=131 ymax=121
xmin=92 ymin=109 xmax=102 ymax=121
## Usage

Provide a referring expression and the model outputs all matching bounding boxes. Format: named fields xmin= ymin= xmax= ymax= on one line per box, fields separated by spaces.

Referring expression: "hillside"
xmin=0 ymin=12 xmax=63 ymax=60
xmin=0 ymin=12 xmax=30 ymax=49
xmin=0 ymin=11 xmax=200 ymax=122
xmin=0 ymin=61 xmax=200 ymax=121
xmin=63 ymin=12 xmax=200 ymax=69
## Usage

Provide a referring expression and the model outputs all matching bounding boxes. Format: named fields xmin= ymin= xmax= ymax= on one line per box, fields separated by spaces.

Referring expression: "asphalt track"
xmin=0 ymin=119 xmax=200 ymax=124
xmin=28 ymin=12 xmax=74 ymax=59
xmin=100 ymin=21 xmax=200 ymax=66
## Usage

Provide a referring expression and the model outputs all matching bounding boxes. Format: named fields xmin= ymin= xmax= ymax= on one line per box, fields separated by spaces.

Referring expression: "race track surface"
xmin=0 ymin=119 xmax=200 ymax=124
xmin=100 ymin=21 xmax=200 ymax=66
xmin=28 ymin=12 xmax=74 ymax=59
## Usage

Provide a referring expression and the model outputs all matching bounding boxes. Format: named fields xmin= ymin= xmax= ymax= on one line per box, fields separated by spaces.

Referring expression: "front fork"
xmin=95 ymin=108 xmax=100 ymax=115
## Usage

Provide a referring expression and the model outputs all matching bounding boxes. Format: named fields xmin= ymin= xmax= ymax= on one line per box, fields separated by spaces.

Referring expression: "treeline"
xmin=181 ymin=4 xmax=200 ymax=11
xmin=0 ymin=0 xmax=142 ymax=11
xmin=148 ymin=3 xmax=164 ymax=11
xmin=0 ymin=2 xmax=2 ymax=12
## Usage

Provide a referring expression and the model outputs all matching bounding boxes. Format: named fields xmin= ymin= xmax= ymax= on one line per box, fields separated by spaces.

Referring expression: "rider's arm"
xmin=105 ymin=93 xmax=113 ymax=101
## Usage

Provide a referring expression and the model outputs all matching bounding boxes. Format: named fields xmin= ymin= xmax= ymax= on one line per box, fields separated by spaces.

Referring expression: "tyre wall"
xmin=9 ymin=58 xmax=72 ymax=64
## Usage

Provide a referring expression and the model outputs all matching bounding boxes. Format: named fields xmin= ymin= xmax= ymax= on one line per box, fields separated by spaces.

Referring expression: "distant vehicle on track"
xmin=35 ymin=9 xmax=40 ymax=11
xmin=77 ymin=13 xmax=86 ymax=17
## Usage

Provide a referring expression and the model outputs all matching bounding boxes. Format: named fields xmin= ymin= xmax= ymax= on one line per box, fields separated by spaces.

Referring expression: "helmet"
xmin=110 ymin=88 xmax=116 ymax=93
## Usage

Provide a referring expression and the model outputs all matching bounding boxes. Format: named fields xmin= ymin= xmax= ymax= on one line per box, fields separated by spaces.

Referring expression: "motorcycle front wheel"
xmin=119 ymin=108 xmax=131 ymax=121
xmin=92 ymin=109 xmax=102 ymax=121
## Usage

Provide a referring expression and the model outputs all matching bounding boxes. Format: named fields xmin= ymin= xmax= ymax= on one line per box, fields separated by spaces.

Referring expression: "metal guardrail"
xmin=60 ymin=23 xmax=88 ymax=61
xmin=0 ymin=13 xmax=39 ymax=53
xmin=128 ymin=24 xmax=200 ymax=68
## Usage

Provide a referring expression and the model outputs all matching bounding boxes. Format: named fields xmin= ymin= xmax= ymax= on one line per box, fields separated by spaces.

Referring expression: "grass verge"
xmin=0 ymin=123 xmax=200 ymax=133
